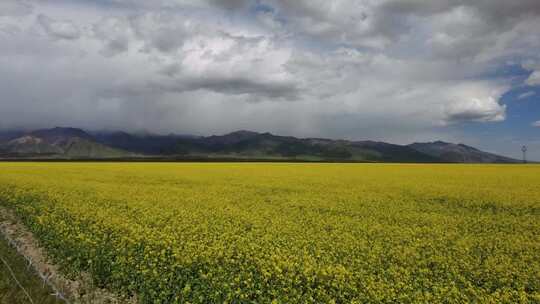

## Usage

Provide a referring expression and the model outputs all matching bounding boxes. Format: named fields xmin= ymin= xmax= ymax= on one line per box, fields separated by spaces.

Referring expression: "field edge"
xmin=0 ymin=205 xmax=135 ymax=304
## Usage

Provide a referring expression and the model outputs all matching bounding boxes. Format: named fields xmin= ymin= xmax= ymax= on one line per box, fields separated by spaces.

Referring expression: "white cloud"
xmin=444 ymin=97 xmax=506 ymax=123
xmin=0 ymin=0 xmax=539 ymax=143
xmin=522 ymin=61 xmax=540 ymax=87
xmin=518 ymin=91 xmax=535 ymax=100
xmin=526 ymin=70 xmax=540 ymax=86
xmin=441 ymin=82 xmax=507 ymax=123
xmin=532 ymin=121 xmax=540 ymax=128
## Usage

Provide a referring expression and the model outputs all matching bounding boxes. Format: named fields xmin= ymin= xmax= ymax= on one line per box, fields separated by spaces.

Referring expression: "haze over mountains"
xmin=0 ymin=127 xmax=520 ymax=163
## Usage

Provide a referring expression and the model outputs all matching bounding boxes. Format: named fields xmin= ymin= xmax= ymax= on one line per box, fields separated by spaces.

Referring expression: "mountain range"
xmin=0 ymin=127 xmax=520 ymax=163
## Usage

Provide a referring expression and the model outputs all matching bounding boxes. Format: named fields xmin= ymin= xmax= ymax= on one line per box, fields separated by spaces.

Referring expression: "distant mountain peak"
xmin=1 ymin=126 xmax=520 ymax=162
xmin=433 ymin=140 xmax=451 ymax=145
xmin=204 ymin=130 xmax=262 ymax=146
xmin=30 ymin=127 xmax=93 ymax=141
xmin=408 ymin=141 xmax=518 ymax=163
xmin=226 ymin=130 xmax=261 ymax=136
xmin=0 ymin=127 xmax=130 ymax=159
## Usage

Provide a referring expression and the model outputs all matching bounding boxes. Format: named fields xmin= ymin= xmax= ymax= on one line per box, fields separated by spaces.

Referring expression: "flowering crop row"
xmin=0 ymin=162 xmax=539 ymax=303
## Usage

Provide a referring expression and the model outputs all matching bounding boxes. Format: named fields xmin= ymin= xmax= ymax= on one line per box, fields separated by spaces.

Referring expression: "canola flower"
xmin=0 ymin=162 xmax=539 ymax=303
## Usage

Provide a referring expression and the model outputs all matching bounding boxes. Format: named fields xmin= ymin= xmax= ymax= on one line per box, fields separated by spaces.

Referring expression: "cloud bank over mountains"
xmin=0 ymin=0 xmax=539 ymax=144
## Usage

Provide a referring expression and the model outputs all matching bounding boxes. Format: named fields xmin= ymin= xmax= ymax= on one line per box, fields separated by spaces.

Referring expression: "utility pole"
xmin=522 ymin=146 xmax=527 ymax=163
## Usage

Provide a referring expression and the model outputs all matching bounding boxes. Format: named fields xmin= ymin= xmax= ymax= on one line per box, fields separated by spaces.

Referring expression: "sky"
xmin=0 ymin=0 xmax=540 ymax=160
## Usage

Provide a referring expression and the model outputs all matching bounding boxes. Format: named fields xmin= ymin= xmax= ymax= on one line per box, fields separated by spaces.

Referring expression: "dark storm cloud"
xmin=0 ymin=0 xmax=33 ymax=17
xmin=154 ymin=76 xmax=299 ymax=100
xmin=93 ymin=17 xmax=132 ymax=56
xmin=38 ymin=14 xmax=80 ymax=40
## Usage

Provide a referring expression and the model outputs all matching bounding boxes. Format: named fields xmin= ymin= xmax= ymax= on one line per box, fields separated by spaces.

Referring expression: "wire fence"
xmin=0 ymin=226 xmax=69 ymax=304
xmin=0 ymin=251 xmax=36 ymax=304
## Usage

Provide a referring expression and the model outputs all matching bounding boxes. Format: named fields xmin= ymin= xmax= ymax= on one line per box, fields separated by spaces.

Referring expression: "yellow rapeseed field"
xmin=0 ymin=162 xmax=539 ymax=303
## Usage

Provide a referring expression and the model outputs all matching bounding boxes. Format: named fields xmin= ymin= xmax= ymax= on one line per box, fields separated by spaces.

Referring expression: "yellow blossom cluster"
xmin=0 ymin=162 xmax=539 ymax=303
